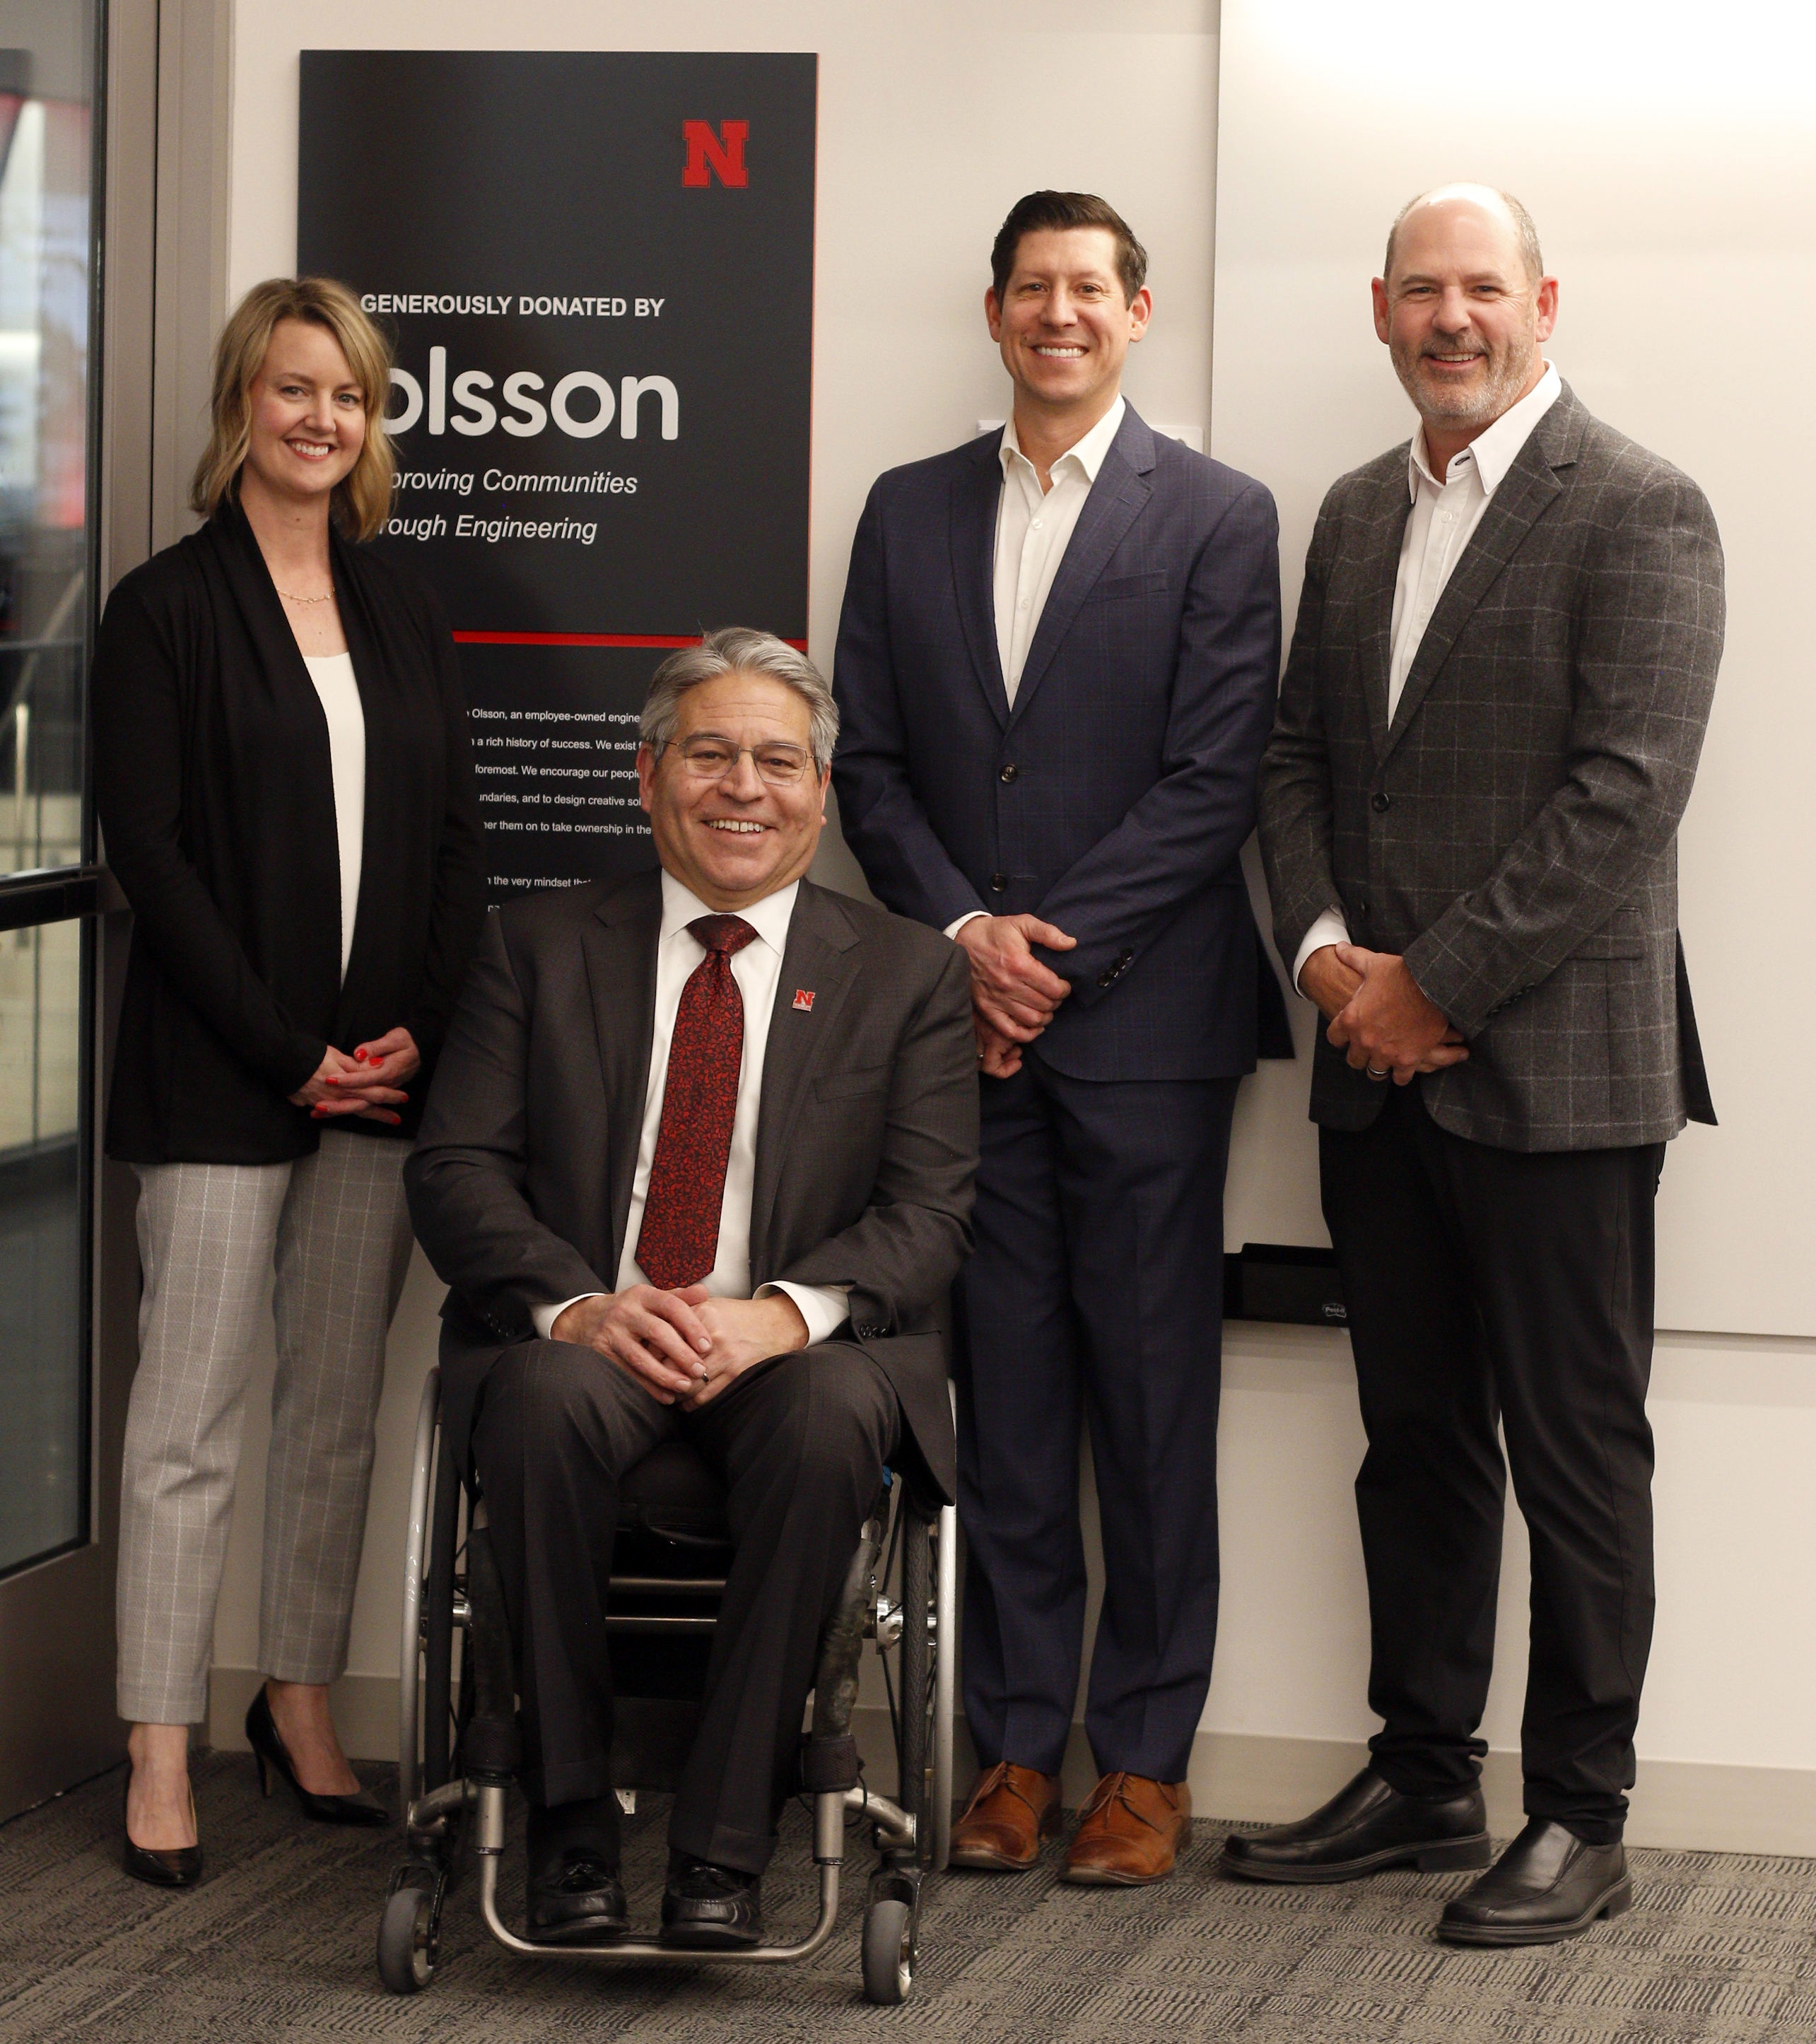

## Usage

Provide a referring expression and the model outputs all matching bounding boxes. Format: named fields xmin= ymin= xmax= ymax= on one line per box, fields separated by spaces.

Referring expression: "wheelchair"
xmin=377 ymin=1365 xmax=956 ymax=2005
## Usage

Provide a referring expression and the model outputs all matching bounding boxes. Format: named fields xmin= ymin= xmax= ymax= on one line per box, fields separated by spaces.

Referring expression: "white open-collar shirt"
xmin=531 ymin=870 xmax=850 ymax=1344
xmin=1291 ymin=363 xmax=1563 ymax=992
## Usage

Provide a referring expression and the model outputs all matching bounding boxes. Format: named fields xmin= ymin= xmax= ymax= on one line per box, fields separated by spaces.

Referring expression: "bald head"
xmin=1371 ymin=184 xmax=1558 ymax=464
xmin=1385 ymin=184 xmax=1543 ymax=287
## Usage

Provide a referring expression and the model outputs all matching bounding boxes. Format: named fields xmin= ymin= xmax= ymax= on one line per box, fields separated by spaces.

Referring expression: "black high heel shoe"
xmin=245 ymin=1685 xmax=389 ymax=1827
xmin=122 ymin=1773 xmax=202 ymax=1889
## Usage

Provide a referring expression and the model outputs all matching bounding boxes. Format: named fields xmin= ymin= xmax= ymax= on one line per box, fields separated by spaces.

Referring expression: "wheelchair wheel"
xmin=377 ymin=1871 xmax=441 ymax=1994
xmin=862 ymin=1894 xmax=915 ymax=2005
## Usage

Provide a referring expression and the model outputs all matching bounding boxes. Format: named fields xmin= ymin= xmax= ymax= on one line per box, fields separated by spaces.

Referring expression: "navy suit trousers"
xmin=954 ymin=1053 xmax=1237 ymax=1784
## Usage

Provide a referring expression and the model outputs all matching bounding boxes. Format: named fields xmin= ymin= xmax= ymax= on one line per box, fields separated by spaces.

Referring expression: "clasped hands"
xmin=551 ymin=1286 xmax=809 ymax=1410
xmin=956 ymin=913 xmax=1077 ymax=1079
xmin=1301 ymin=942 xmax=1469 ymax=1084
xmin=288 ymin=1026 xmax=422 ymax=1124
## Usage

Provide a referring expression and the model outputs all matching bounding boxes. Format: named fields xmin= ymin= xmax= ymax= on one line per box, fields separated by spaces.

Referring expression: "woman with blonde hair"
xmin=93 ymin=277 xmax=485 ymax=1885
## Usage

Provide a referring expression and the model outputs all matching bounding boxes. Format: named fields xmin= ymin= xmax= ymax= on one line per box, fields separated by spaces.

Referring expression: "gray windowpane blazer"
xmin=1259 ymin=383 xmax=1724 ymax=1152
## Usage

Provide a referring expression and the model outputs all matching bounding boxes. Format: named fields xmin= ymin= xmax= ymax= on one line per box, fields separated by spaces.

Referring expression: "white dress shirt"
xmin=946 ymin=394 xmax=1127 ymax=941
xmin=530 ymin=870 xmax=850 ymax=1344
xmin=302 ymin=652 xmax=365 ymax=980
xmin=1291 ymin=363 xmax=1563 ymax=993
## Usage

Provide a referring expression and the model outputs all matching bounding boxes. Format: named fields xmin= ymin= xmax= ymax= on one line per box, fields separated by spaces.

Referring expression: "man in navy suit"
xmin=833 ymin=192 xmax=1287 ymax=1886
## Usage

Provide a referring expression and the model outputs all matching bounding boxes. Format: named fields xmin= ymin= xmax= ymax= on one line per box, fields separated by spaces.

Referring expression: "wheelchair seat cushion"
xmin=617 ymin=1440 xmax=732 ymax=1544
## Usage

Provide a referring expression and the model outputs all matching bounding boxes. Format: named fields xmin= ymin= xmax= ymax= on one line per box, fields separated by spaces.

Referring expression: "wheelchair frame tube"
xmin=397 ymin=1368 xmax=440 ymax=1818
xmin=934 ymin=1500 xmax=957 ymax=1872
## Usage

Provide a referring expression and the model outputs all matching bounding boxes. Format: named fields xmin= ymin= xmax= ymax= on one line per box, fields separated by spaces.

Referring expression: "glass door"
xmin=0 ymin=0 xmax=112 ymax=1819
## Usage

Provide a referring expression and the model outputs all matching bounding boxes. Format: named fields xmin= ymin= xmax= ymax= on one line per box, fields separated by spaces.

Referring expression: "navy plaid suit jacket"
xmin=832 ymin=404 xmax=1290 ymax=1083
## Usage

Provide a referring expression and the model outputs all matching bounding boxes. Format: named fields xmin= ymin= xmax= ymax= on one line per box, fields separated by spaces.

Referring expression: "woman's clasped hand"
xmin=288 ymin=1026 xmax=423 ymax=1123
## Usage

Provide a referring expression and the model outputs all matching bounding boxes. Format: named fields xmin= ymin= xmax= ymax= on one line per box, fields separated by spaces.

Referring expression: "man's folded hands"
xmin=551 ymin=1286 xmax=809 ymax=1409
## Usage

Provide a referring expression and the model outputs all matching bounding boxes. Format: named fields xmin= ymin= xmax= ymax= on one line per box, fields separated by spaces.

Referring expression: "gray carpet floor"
xmin=3 ymin=1751 xmax=1815 ymax=2041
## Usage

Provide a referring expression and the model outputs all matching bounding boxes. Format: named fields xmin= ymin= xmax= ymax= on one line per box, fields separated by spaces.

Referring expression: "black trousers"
xmin=471 ymin=1338 xmax=898 ymax=1875
xmin=1320 ymin=1081 xmax=1664 ymax=1843
xmin=955 ymin=1055 xmax=1238 ymax=1784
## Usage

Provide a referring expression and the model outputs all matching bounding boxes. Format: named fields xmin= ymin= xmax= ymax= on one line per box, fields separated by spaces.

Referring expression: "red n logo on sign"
xmin=681 ymin=119 xmax=749 ymax=188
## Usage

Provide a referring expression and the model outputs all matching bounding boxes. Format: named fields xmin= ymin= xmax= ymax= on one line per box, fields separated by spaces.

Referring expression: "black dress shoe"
xmin=660 ymin=1858 xmax=763 ymax=1949
xmin=245 ymin=1686 xmax=388 ymax=1826
xmin=526 ymin=1851 xmax=631 ymax=1945
xmin=1439 ymin=1819 xmax=1632 ymax=1946
xmin=122 ymin=1776 xmax=202 ymax=1890
xmin=1222 ymin=1766 xmax=1492 ymax=1884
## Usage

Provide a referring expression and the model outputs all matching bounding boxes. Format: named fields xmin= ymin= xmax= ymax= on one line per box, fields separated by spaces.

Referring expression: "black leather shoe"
xmin=122 ymin=1776 xmax=202 ymax=1890
xmin=1439 ymin=1819 xmax=1632 ymax=1946
xmin=660 ymin=1859 xmax=763 ymax=1949
xmin=245 ymin=1686 xmax=388 ymax=1827
xmin=1222 ymin=1767 xmax=1492 ymax=1884
xmin=527 ymin=1851 xmax=630 ymax=1945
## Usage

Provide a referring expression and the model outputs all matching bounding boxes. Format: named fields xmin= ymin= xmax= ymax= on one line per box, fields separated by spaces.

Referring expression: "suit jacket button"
xmin=1118 ymin=951 xmax=1134 ymax=968
xmin=990 ymin=872 xmax=1007 ymax=892
xmin=1097 ymin=970 xmax=1114 ymax=988
xmin=1371 ymin=792 xmax=1392 ymax=813
xmin=999 ymin=763 xmax=1019 ymax=784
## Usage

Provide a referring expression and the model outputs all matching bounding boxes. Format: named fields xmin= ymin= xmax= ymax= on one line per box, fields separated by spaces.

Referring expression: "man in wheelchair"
xmin=406 ymin=631 xmax=977 ymax=1950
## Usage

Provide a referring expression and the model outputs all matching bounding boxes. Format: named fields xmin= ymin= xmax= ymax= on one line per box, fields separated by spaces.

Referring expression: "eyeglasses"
xmin=666 ymin=736 xmax=818 ymax=786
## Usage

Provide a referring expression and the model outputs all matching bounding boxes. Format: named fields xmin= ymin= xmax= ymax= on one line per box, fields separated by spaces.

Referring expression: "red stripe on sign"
xmin=452 ymin=631 xmax=809 ymax=650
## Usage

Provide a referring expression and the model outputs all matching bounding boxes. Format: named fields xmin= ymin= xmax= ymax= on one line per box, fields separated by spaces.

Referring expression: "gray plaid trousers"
xmin=117 ymin=1132 xmax=413 ymax=1724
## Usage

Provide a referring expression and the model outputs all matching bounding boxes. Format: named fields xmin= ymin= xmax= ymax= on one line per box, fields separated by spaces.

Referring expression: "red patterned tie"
xmin=634 ymin=915 xmax=758 ymax=1289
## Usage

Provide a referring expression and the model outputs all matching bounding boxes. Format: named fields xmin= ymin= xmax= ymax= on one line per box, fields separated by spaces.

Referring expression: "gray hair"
xmin=640 ymin=627 xmax=838 ymax=765
xmin=1383 ymin=184 xmax=1544 ymax=285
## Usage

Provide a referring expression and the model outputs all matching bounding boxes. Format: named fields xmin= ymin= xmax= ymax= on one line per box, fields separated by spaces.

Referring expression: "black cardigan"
xmin=93 ymin=502 xmax=487 ymax=1164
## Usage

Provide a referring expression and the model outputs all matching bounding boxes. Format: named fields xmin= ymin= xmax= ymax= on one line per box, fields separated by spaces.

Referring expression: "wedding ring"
xmin=1366 ymin=1065 xmax=1391 ymax=1081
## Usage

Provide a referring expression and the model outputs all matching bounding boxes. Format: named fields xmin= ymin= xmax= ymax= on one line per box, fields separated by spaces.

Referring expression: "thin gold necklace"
xmin=278 ymin=584 xmax=336 ymax=605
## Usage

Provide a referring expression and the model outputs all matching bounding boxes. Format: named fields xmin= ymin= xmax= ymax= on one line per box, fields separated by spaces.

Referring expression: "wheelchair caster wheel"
xmin=862 ymin=1895 xmax=915 ymax=2005
xmin=377 ymin=1875 xmax=441 ymax=1994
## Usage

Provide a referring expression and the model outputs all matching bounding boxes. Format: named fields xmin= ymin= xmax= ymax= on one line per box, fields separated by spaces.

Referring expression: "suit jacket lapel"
xmin=950 ymin=437 xmax=1010 ymax=729
xmin=749 ymin=882 xmax=862 ymax=1276
xmin=1381 ymin=389 xmax=1582 ymax=763
xmin=1359 ymin=467 xmax=1413 ymax=759
xmin=581 ymin=869 xmax=662 ymax=1275
xmin=1007 ymin=409 xmax=1156 ymax=727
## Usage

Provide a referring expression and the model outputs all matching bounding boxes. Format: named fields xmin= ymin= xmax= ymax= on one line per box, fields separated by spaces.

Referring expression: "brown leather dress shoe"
xmin=949 ymin=1762 xmax=1064 ymax=1870
xmin=1063 ymin=1772 xmax=1191 ymax=1886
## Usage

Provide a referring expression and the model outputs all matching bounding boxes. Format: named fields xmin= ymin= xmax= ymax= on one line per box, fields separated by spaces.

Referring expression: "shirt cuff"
xmin=532 ymin=1293 xmax=604 ymax=1341
xmin=758 ymin=1281 xmax=852 ymax=1346
xmin=944 ymin=911 xmax=988 ymax=941
xmin=1292 ymin=910 xmax=1353 ymax=997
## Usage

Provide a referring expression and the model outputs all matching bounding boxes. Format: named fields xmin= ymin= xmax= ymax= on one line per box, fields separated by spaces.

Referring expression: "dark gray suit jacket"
xmin=1259 ymin=384 xmax=1723 ymax=1151
xmin=405 ymin=871 xmax=980 ymax=1500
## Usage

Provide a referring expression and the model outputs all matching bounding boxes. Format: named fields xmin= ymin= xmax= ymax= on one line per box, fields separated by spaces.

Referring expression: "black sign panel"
xmin=298 ymin=50 xmax=816 ymax=900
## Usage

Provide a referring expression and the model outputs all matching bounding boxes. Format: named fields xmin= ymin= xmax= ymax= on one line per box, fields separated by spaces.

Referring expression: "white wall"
xmin=209 ymin=0 xmax=1816 ymax=1850
xmin=1212 ymin=0 xmax=1816 ymax=1339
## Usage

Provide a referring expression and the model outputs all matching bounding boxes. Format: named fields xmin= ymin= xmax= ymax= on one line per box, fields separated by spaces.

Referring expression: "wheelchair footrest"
xmin=799 ymin=1732 xmax=861 ymax=1794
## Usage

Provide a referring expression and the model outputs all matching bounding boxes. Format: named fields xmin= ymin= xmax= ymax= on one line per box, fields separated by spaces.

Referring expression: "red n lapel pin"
xmin=792 ymin=989 xmax=815 ymax=1011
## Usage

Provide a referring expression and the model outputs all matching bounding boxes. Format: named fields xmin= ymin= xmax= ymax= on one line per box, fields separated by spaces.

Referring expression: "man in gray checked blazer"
xmin=1229 ymin=187 xmax=1723 ymax=1946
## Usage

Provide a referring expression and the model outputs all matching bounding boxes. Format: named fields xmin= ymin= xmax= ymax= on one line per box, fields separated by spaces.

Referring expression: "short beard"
xmin=1392 ymin=334 xmax=1538 ymax=437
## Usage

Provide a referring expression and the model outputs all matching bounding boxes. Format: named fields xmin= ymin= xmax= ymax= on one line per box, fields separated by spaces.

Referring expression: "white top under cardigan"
xmin=302 ymin=652 xmax=365 ymax=980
